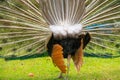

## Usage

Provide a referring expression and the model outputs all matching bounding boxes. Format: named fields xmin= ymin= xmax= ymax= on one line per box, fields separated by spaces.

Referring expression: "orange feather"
xmin=51 ymin=44 xmax=66 ymax=73
xmin=72 ymin=39 xmax=83 ymax=72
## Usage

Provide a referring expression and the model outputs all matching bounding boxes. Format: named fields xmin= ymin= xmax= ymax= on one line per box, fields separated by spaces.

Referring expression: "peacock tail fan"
xmin=0 ymin=0 xmax=120 ymax=58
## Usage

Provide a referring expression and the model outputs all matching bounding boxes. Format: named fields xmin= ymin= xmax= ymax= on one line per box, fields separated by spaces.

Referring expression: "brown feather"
xmin=72 ymin=39 xmax=83 ymax=72
xmin=51 ymin=44 xmax=66 ymax=73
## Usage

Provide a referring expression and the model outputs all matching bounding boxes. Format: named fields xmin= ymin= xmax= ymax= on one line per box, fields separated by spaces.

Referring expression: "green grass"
xmin=0 ymin=57 xmax=120 ymax=80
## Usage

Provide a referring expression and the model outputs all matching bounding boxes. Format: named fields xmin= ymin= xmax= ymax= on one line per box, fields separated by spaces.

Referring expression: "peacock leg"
xmin=58 ymin=55 xmax=71 ymax=79
xmin=67 ymin=54 xmax=71 ymax=74
xmin=58 ymin=72 xmax=63 ymax=79
xmin=65 ymin=54 xmax=71 ymax=80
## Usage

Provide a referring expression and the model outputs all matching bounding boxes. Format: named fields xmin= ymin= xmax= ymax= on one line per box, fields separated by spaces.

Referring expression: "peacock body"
xmin=0 ymin=0 xmax=120 ymax=78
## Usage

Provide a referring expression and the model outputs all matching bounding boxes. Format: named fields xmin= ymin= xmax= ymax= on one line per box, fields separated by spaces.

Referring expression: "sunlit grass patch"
xmin=0 ymin=57 xmax=120 ymax=80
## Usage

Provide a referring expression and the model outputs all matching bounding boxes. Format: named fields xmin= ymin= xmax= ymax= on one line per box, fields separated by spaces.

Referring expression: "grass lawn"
xmin=0 ymin=56 xmax=120 ymax=80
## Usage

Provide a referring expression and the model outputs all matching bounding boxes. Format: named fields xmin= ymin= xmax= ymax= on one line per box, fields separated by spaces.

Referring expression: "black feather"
xmin=83 ymin=32 xmax=91 ymax=49
xmin=47 ymin=33 xmax=91 ymax=58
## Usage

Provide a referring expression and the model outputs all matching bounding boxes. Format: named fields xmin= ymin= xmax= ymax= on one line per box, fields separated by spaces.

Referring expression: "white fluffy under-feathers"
xmin=50 ymin=24 xmax=83 ymax=37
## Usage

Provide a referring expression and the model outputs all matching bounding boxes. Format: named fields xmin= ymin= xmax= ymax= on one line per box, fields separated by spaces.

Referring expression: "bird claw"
xmin=58 ymin=73 xmax=64 ymax=79
xmin=58 ymin=74 xmax=69 ymax=80
xmin=58 ymin=75 xmax=64 ymax=79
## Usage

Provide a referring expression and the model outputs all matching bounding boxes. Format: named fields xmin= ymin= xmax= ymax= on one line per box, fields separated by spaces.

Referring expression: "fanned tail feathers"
xmin=0 ymin=0 xmax=120 ymax=57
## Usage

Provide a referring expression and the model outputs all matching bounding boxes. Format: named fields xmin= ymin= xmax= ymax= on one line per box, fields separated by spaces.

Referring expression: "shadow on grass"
xmin=0 ymin=52 xmax=120 ymax=61
xmin=1 ymin=51 xmax=49 ymax=61
xmin=84 ymin=52 xmax=120 ymax=58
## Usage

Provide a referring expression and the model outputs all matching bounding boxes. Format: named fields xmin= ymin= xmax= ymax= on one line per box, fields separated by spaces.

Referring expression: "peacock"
xmin=0 ymin=0 xmax=120 ymax=79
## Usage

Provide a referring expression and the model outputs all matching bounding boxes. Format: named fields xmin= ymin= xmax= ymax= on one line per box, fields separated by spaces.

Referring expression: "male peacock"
xmin=0 ymin=0 xmax=120 ymax=79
